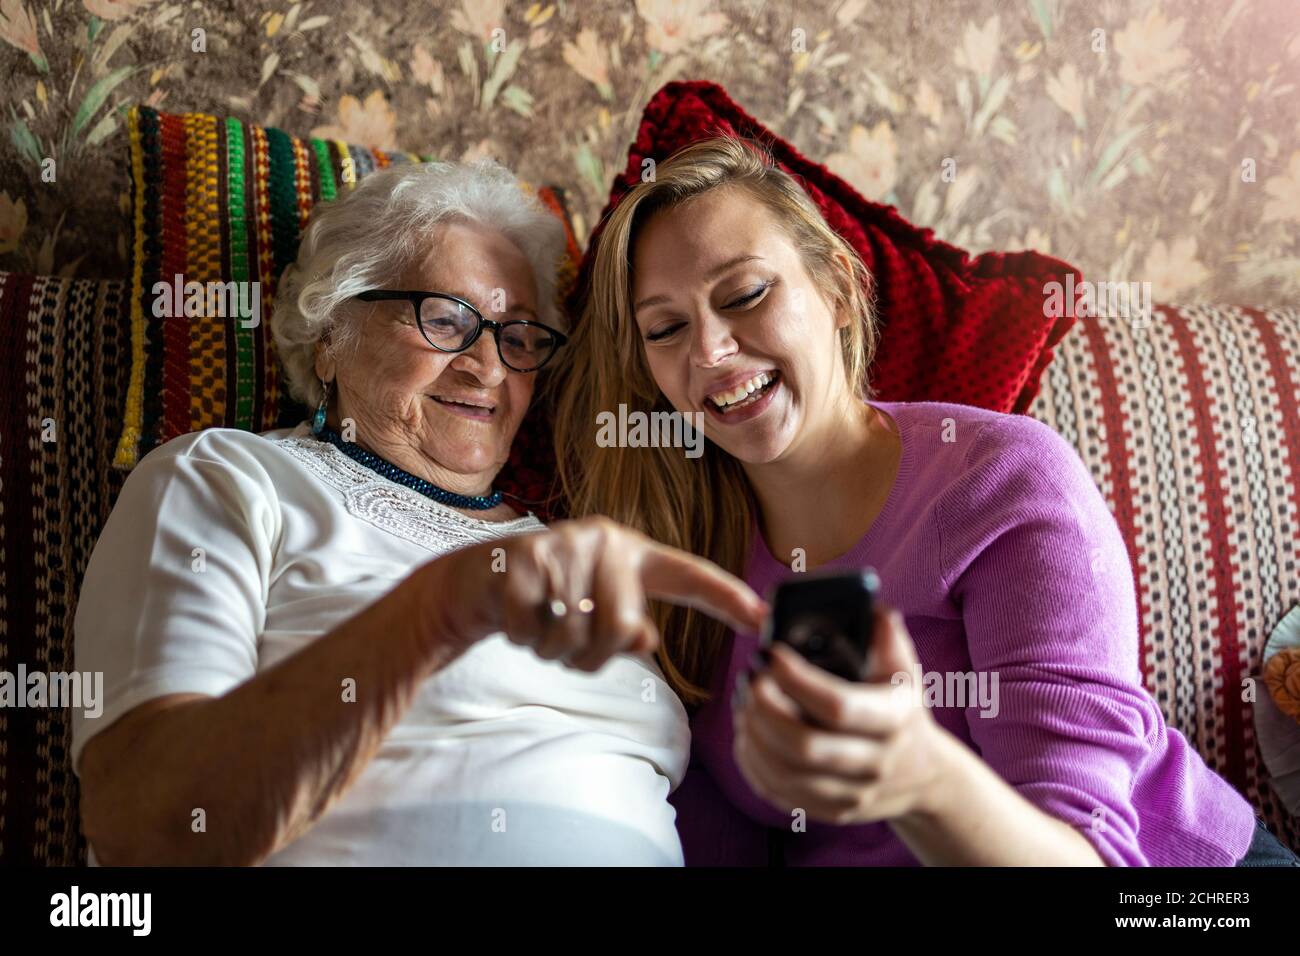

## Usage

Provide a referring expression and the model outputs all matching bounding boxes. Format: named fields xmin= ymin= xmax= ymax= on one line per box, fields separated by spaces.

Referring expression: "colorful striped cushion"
xmin=1028 ymin=303 xmax=1300 ymax=852
xmin=110 ymin=106 xmax=580 ymax=515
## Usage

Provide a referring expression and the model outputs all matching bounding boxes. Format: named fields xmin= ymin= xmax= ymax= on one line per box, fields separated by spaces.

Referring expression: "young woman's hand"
xmin=427 ymin=516 xmax=769 ymax=672
xmin=733 ymin=604 xmax=953 ymax=825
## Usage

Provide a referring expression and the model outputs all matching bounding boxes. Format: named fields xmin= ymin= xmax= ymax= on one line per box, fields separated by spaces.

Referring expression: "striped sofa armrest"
xmin=0 ymin=271 xmax=133 ymax=865
xmin=1029 ymin=302 xmax=1300 ymax=853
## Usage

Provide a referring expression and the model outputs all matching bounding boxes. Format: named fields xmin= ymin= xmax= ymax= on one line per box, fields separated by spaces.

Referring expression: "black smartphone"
xmin=761 ymin=569 xmax=880 ymax=681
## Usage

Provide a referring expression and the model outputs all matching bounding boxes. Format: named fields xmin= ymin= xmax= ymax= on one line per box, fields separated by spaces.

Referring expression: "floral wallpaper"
xmin=1 ymin=0 xmax=1298 ymax=305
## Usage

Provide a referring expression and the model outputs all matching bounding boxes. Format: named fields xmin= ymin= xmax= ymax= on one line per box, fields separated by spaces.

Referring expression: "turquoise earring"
xmin=312 ymin=378 xmax=330 ymax=435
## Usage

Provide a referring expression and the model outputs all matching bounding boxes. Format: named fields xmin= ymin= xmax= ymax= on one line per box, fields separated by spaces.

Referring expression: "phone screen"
xmin=763 ymin=569 xmax=879 ymax=681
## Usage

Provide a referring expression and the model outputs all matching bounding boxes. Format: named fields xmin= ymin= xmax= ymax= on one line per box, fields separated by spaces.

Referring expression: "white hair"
xmin=273 ymin=159 xmax=568 ymax=408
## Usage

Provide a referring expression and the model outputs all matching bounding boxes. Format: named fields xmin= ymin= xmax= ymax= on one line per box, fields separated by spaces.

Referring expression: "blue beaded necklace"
xmin=313 ymin=424 xmax=504 ymax=511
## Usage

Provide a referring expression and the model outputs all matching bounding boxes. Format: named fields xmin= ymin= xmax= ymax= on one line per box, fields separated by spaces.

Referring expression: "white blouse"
xmin=71 ymin=423 xmax=690 ymax=865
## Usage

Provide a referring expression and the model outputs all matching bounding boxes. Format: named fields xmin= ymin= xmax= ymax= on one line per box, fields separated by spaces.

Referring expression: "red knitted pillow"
xmin=571 ymin=81 xmax=1082 ymax=413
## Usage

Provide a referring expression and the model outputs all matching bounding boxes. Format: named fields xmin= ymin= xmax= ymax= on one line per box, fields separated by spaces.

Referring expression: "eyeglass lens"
xmin=419 ymin=297 xmax=557 ymax=370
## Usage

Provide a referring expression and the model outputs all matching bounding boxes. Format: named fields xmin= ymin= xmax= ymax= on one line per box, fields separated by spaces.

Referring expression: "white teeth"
xmin=436 ymin=396 xmax=490 ymax=410
xmin=710 ymin=371 xmax=774 ymax=408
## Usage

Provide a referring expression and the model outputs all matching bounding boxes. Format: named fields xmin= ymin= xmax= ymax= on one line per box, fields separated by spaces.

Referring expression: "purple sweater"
xmin=668 ymin=400 xmax=1258 ymax=866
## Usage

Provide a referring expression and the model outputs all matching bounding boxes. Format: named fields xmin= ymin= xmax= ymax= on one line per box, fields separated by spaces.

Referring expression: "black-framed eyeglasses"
xmin=354 ymin=290 xmax=568 ymax=372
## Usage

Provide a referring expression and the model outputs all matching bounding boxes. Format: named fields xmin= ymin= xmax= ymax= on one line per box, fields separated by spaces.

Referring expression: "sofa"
xmin=1 ymin=92 xmax=1296 ymax=865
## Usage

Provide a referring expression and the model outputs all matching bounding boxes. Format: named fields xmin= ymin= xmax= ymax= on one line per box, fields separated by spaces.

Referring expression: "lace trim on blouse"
xmin=275 ymin=432 xmax=544 ymax=553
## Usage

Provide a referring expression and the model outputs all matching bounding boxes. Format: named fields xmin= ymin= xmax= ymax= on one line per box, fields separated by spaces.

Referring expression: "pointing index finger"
xmin=638 ymin=539 xmax=768 ymax=634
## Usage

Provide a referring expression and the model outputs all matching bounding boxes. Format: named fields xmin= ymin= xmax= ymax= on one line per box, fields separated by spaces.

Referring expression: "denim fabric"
xmin=1235 ymin=817 xmax=1300 ymax=866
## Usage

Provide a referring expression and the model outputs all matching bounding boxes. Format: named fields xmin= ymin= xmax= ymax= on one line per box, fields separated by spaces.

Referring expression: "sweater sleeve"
xmin=936 ymin=415 xmax=1157 ymax=866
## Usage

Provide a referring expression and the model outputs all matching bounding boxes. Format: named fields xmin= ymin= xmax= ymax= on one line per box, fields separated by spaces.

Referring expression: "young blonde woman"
xmin=553 ymin=137 xmax=1291 ymax=867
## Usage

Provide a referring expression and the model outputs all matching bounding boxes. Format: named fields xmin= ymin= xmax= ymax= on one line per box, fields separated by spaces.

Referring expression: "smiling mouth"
xmin=707 ymin=371 xmax=780 ymax=413
xmin=430 ymin=395 xmax=496 ymax=416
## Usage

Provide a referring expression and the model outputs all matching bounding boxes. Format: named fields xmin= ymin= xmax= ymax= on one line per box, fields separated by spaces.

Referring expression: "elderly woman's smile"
xmin=428 ymin=394 xmax=495 ymax=419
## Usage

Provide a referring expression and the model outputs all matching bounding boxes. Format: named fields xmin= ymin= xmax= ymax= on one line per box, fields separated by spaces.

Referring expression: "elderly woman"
xmin=71 ymin=160 xmax=765 ymax=866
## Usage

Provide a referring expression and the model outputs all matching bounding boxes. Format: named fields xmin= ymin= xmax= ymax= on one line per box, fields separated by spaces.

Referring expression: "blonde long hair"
xmin=551 ymin=137 xmax=880 ymax=708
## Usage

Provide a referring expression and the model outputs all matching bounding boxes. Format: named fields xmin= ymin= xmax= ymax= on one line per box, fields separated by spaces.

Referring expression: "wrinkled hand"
xmin=734 ymin=605 xmax=951 ymax=826
xmin=433 ymin=516 xmax=768 ymax=672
